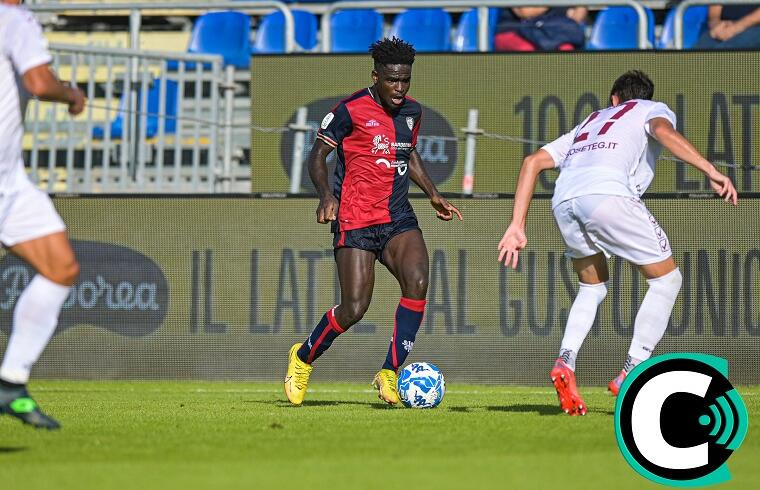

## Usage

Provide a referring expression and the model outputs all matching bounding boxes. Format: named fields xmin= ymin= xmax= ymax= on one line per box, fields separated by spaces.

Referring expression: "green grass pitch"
xmin=1 ymin=381 xmax=758 ymax=490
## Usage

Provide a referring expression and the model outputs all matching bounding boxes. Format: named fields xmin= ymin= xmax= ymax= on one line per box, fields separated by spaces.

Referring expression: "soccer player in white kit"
xmin=498 ymin=71 xmax=737 ymax=416
xmin=0 ymin=0 xmax=85 ymax=429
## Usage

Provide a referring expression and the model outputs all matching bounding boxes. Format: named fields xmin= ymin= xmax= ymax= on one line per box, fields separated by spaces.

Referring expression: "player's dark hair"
xmin=610 ymin=70 xmax=654 ymax=102
xmin=370 ymin=37 xmax=416 ymax=70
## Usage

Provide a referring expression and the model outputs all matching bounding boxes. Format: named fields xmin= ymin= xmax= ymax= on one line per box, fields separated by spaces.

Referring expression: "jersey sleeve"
xmin=316 ymin=102 xmax=353 ymax=148
xmin=541 ymin=125 xmax=579 ymax=167
xmin=2 ymin=8 xmax=52 ymax=75
xmin=644 ymin=102 xmax=677 ymax=136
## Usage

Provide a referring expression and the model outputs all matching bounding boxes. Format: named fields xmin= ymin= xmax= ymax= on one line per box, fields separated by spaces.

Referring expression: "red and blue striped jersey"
xmin=317 ymin=88 xmax=422 ymax=232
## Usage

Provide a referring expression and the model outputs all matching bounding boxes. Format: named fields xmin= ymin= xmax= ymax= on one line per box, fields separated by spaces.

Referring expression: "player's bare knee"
xmin=46 ymin=259 xmax=79 ymax=286
xmin=341 ymin=300 xmax=370 ymax=325
xmin=404 ymin=274 xmax=428 ymax=299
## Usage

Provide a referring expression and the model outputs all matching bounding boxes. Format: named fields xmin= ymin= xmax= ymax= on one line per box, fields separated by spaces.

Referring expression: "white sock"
xmin=628 ymin=268 xmax=683 ymax=362
xmin=0 ymin=275 xmax=71 ymax=384
xmin=559 ymin=281 xmax=608 ymax=370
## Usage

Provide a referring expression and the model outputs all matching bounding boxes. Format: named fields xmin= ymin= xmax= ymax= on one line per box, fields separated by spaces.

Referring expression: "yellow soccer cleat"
xmin=372 ymin=369 xmax=400 ymax=405
xmin=284 ymin=343 xmax=313 ymax=406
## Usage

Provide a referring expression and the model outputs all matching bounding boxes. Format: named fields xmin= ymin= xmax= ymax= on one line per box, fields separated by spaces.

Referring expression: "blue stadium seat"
xmin=93 ymin=80 xmax=178 ymax=139
xmin=185 ymin=11 xmax=251 ymax=69
xmin=330 ymin=9 xmax=383 ymax=53
xmin=587 ymin=6 xmax=655 ymax=50
xmin=389 ymin=9 xmax=452 ymax=52
xmin=657 ymin=6 xmax=708 ymax=49
xmin=453 ymin=8 xmax=500 ymax=52
xmin=253 ymin=10 xmax=318 ymax=53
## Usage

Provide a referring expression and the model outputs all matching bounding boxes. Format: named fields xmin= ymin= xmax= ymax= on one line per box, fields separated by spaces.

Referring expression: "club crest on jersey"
xmin=375 ymin=158 xmax=408 ymax=176
xmin=320 ymin=112 xmax=334 ymax=129
xmin=371 ymin=134 xmax=391 ymax=155
xmin=406 ymin=117 xmax=414 ymax=131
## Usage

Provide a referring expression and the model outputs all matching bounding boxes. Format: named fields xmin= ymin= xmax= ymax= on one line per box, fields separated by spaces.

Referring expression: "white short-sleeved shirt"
xmin=542 ymin=99 xmax=676 ymax=209
xmin=0 ymin=5 xmax=52 ymax=190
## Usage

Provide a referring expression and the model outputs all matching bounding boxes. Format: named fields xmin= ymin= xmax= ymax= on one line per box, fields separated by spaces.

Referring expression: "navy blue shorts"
xmin=333 ymin=216 xmax=420 ymax=265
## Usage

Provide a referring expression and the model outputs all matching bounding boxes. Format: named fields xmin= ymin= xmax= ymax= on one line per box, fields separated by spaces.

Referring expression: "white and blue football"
xmin=397 ymin=362 xmax=445 ymax=409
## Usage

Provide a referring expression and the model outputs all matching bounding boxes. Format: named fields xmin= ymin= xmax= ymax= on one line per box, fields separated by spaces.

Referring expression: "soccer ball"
xmin=397 ymin=362 xmax=445 ymax=408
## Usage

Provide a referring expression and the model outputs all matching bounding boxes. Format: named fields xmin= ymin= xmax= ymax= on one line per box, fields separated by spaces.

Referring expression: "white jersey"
xmin=542 ymin=99 xmax=676 ymax=209
xmin=0 ymin=5 xmax=51 ymax=191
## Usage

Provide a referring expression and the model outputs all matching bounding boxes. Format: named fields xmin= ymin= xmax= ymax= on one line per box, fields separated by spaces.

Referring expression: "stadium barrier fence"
xmin=0 ymin=195 xmax=757 ymax=386
xmin=26 ymin=44 xmax=250 ymax=192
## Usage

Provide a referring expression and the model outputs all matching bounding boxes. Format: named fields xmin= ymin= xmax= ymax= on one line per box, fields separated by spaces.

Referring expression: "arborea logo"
xmin=615 ymin=353 xmax=748 ymax=486
xmin=0 ymin=240 xmax=169 ymax=337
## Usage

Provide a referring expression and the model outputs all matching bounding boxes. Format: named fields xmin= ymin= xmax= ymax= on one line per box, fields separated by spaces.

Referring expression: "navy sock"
xmin=297 ymin=307 xmax=345 ymax=364
xmin=383 ymin=298 xmax=426 ymax=372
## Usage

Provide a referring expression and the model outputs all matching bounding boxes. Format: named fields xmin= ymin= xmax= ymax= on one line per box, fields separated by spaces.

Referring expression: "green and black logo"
xmin=615 ymin=353 xmax=748 ymax=486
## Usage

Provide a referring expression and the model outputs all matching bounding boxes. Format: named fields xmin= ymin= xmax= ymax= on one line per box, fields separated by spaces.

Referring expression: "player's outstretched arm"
xmin=409 ymin=149 xmax=462 ymax=222
xmin=307 ymin=139 xmax=339 ymax=223
xmin=498 ymin=149 xmax=555 ymax=268
xmin=23 ymin=65 xmax=85 ymax=116
xmin=649 ymin=117 xmax=738 ymax=205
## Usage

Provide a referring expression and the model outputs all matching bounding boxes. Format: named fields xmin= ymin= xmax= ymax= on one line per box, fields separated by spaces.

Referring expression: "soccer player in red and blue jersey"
xmin=284 ymin=38 xmax=462 ymax=406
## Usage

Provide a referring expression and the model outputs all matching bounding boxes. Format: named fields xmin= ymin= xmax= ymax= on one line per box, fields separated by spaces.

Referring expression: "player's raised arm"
xmin=498 ymin=148 xmax=556 ymax=268
xmin=408 ymin=149 xmax=462 ymax=221
xmin=307 ymin=139 xmax=338 ymax=223
xmin=648 ymin=117 xmax=738 ymax=205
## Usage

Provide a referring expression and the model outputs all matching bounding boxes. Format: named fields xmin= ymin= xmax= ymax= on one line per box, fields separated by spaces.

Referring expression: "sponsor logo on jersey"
xmin=320 ymin=112 xmax=334 ymax=129
xmin=371 ymin=134 xmax=391 ymax=155
xmin=365 ymin=119 xmax=380 ymax=127
xmin=375 ymin=158 xmax=408 ymax=175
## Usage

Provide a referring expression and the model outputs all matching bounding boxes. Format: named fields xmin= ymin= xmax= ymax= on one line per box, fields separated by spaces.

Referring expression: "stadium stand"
xmin=657 ymin=5 xmax=709 ymax=49
xmin=22 ymin=1 xmax=711 ymax=193
xmin=586 ymin=5 xmax=656 ymax=50
xmin=92 ymin=79 xmax=179 ymax=139
xmin=453 ymin=7 xmax=501 ymax=52
xmin=329 ymin=9 xmax=384 ymax=53
xmin=252 ymin=9 xmax=319 ymax=53
xmin=389 ymin=8 xmax=453 ymax=52
xmin=186 ymin=11 xmax=252 ymax=68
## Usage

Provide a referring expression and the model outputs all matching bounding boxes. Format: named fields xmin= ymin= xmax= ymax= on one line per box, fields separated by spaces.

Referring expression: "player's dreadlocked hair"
xmin=610 ymin=70 xmax=654 ymax=102
xmin=369 ymin=37 xmax=416 ymax=70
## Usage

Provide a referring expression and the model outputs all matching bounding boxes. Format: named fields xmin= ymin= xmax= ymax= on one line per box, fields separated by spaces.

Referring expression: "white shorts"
xmin=0 ymin=179 xmax=66 ymax=247
xmin=553 ymin=194 xmax=671 ymax=266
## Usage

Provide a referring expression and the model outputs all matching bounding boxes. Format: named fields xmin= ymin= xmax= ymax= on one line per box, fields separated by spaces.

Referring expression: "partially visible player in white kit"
xmin=0 ymin=0 xmax=85 ymax=429
xmin=498 ymin=70 xmax=737 ymax=416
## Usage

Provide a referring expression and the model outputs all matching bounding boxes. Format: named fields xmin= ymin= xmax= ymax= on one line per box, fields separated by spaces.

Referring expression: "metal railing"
xmin=673 ymin=0 xmax=757 ymax=49
xmin=26 ymin=44 xmax=242 ymax=192
xmin=28 ymin=1 xmax=296 ymax=53
xmin=322 ymin=0 xmax=651 ymax=52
